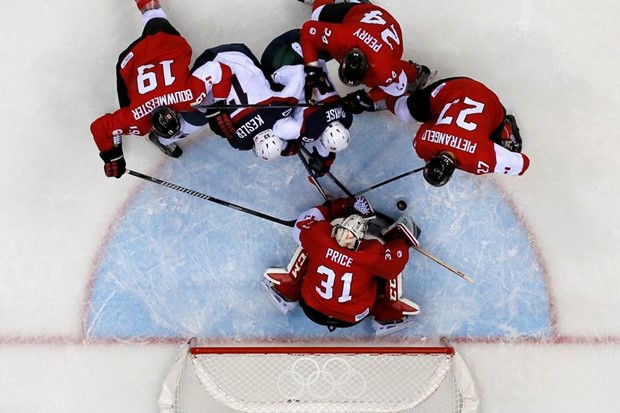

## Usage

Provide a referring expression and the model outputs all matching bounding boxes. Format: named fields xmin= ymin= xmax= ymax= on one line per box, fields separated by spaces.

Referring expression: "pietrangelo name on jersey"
xmin=131 ymin=89 xmax=194 ymax=120
xmin=421 ymin=130 xmax=478 ymax=154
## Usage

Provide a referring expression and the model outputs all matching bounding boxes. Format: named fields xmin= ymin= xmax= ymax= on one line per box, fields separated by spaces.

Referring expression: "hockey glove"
xmin=303 ymin=65 xmax=329 ymax=103
xmin=308 ymin=148 xmax=336 ymax=177
xmin=341 ymin=89 xmax=376 ymax=114
xmin=99 ymin=145 xmax=126 ymax=179
xmin=206 ymin=110 xmax=237 ymax=140
xmin=281 ymin=140 xmax=301 ymax=157
xmin=382 ymin=215 xmax=421 ymax=248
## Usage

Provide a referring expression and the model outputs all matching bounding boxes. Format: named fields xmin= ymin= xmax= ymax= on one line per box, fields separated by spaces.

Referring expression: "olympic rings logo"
xmin=276 ymin=357 xmax=367 ymax=401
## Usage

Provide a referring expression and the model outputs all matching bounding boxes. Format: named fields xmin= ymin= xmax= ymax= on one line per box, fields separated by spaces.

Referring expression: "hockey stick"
xmin=204 ymin=102 xmax=324 ymax=110
xmin=296 ymin=151 xmax=473 ymax=284
xmin=126 ymin=170 xmax=296 ymax=227
xmin=352 ymin=166 xmax=425 ymax=196
xmin=297 ymin=151 xmax=332 ymax=201
xmin=412 ymin=246 xmax=474 ymax=284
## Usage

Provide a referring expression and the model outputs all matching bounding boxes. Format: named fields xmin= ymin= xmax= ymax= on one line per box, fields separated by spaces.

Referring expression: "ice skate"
xmin=372 ymin=315 xmax=417 ymax=337
xmin=261 ymin=278 xmax=298 ymax=315
xmin=148 ymin=132 xmax=183 ymax=158
xmin=503 ymin=115 xmax=523 ymax=153
xmin=407 ymin=63 xmax=435 ymax=93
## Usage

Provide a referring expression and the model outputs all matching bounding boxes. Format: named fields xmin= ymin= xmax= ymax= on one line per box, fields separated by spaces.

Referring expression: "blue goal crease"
xmin=87 ymin=116 xmax=552 ymax=341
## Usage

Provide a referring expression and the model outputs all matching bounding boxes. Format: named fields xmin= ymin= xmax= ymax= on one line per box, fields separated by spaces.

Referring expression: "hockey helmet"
xmin=253 ymin=129 xmax=283 ymax=161
xmin=332 ymin=214 xmax=368 ymax=250
xmin=423 ymin=152 xmax=456 ymax=187
xmin=151 ymin=106 xmax=183 ymax=139
xmin=338 ymin=48 xmax=367 ymax=86
xmin=320 ymin=121 xmax=350 ymax=153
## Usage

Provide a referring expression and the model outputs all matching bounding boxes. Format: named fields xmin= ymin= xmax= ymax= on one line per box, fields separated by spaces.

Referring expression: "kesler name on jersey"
xmin=235 ymin=114 xmax=266 ymax=138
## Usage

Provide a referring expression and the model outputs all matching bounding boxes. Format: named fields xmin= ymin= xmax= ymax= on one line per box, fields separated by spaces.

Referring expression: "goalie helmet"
xmin=253 ymin=130 xmax=283 ymax=161
xmin=331 ymin=214 xmax=368 ymax=250
xmin=423 ymin=152 xmax=456 ymax=187
xmin=338 ymin=48 xmax=367 ymax=86
xmin=320 ymin=121 xmax=350 ymax=152
xmin=151 ymin=106 xmax=183 ymax=139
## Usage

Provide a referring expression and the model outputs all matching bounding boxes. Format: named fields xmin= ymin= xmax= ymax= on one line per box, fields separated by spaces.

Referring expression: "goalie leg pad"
xmin=264 ymin=246 xmax=307 ymax=301
xmin=372 ymin=273 xmax=420 ymax=320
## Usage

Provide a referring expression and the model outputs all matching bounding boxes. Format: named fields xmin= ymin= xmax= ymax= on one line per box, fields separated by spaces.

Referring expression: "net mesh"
xmin=165 ymin=348 xmax=467 ymax=413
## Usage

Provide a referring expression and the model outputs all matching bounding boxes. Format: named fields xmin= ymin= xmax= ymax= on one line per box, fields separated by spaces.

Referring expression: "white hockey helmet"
xmin=253 ymin=129 xmax=283 ymax=161
xmin=332 ymin=214 xmax=368 ymax=250
xmin=320 ymin=121 xmax=350 ymax=153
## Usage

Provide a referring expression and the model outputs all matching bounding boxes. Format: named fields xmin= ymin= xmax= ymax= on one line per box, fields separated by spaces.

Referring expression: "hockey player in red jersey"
xmin=297 ymin=0 xmax=430 ymax=114
xmin=262 ymin=196 xmax=421 ymax=337
xmin=388 ymin=77 xmax=530 ymax=186
xmin=90 ymin=0 xmax=235 ymax=178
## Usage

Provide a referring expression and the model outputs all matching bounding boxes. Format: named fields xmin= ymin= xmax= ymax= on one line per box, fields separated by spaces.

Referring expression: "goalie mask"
xmin=423 ymin=152 xmax=456 ymax=187
xmin=332 ymin=214 xmax=368 ymax=250
xmin=151 ymin=106 xmax=183 ymax=139
xmin=320 ymin=121 xmax=350 ymax=153
xmin=253 ymin=130 xmax=283 ymax=161
xmin=338 ymin=48 xmax=367 ymax=86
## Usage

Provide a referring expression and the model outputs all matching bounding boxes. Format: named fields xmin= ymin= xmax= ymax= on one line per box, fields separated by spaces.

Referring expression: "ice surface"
xmin=1 ymin=1 xmax=619 ymax=412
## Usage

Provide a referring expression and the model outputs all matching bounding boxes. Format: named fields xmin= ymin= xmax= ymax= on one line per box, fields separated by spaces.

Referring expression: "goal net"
xmin=159 ymin=339 xmax=479 ymax=413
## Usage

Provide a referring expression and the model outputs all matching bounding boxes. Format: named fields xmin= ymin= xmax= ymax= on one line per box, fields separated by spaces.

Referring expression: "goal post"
xmin=159 ymin=338 xmax=479 ymax=413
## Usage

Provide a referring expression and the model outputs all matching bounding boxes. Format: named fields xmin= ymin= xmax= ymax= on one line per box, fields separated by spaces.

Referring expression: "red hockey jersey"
xmin=90 ymin=32 xmax=231 ymax=152
xmin=300 ymin=2 xmax=413 ymax=100
xmin=295 ymin=205 xmax=410 ymax=323
xmin=414 ymin=78 xmax=530 ymax=175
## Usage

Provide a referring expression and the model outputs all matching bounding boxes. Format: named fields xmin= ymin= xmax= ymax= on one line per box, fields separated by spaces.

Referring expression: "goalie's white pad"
xmin=372 ymin=315 xmax=417 ymax=337
xmin=381 ymin=214 xmax=420 ymax=247
xmin=260 ymin=278 xmax=299 ymax=315
xmin=264 ymin=247 xmax=307 ymax=285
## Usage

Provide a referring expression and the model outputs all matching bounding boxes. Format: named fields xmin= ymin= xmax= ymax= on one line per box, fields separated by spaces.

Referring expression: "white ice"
xmin=1 ymin=0 xmax=619 ymax=412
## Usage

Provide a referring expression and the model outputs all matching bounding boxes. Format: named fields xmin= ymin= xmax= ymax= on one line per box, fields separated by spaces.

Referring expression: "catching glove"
xmin=350 ymin=196 xmax=376 ymax=220
xmin=99 ymin=145 xmax=126 ymax=179
xmin=323 ymin=196 xmax=375 ymax=220
xmin=303 ymin=65 xmax=329 ymax=103
xmin=341 ymin=89 xmax=376 ymax=114
xmin=206 ymin=110 xmax=237 ymax=139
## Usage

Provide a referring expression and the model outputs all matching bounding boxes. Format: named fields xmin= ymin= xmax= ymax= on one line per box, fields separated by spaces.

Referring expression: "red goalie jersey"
xmin=300 ymin=0 xmax=415 ymax=100
xmin=294 ymin=204 xmax=410 ymax=324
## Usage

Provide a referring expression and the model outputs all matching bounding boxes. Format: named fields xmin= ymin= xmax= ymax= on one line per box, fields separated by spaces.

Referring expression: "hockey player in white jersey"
xmin=261 ymin=29 xmax=355 ymax=176
xmin=150 ymin=43 xmax=305 ymax=161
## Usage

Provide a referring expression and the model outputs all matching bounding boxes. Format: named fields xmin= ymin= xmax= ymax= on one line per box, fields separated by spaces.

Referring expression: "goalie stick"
xmin=126 ymin=170 xmax=296 ymax=227
xmin=296 ymin=150 xmax=474 ymax=284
